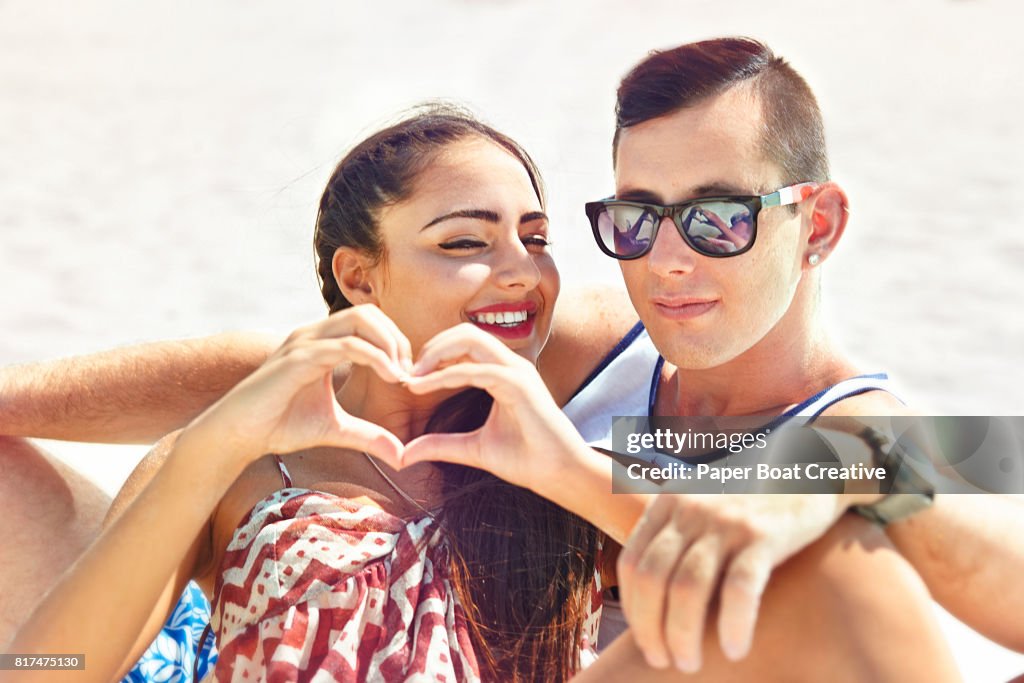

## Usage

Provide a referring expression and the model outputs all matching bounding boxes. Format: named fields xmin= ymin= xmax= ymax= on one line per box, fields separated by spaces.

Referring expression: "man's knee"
xmin=758 ymin=514 xmax=958 ymax=680
xmin=0 ymin=438 xmax=110 ymax=644
xmin=0 ymin=436 xmax=109 ymax=521
xmin=788 ymin=514 xmax=931 ymax=615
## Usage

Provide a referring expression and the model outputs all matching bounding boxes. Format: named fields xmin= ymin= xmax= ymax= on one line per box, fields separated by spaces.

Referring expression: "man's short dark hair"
xmin=613 ymin=37 xmax=829 ymax=185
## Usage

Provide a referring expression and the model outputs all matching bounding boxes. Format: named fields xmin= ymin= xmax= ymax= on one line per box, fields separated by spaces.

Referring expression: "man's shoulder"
xmin=817 ymin=389 xmax=918 ymax=417
xmin=540 ymin=285 xmax=640 ymax=404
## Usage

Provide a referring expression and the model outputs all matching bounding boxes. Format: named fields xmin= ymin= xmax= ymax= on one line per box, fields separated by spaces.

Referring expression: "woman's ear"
xmin=332 ymin=247 xmax=379 ymax=305
xmin=803 ymin=182 xmax=850 ymax=267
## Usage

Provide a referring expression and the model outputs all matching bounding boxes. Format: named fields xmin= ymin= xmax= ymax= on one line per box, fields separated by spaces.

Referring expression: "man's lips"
xmin=651 ymin=297 xmax=718 ymax=321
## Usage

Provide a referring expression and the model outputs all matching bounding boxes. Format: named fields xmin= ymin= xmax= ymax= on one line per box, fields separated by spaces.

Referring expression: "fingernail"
xmin=644 ymin=652 xmax=670 ymax=670
xmin=401 ymin=357 xmax=414 ymax=373
xmin=674 ymin=655 xmax=701 ymax=673
xmin=722 ymin=639 xmax=750 ymax=661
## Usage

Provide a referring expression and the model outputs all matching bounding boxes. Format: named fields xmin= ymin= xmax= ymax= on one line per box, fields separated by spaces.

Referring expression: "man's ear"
xmin=803 ymin=182 xmax=849 ymax=266
xmin=332 ymin=247 xmax=379 ymax=305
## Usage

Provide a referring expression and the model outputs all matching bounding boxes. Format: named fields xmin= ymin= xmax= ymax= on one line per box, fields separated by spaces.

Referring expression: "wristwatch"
xmin=850 ymin=427 xmax=935 ymax=526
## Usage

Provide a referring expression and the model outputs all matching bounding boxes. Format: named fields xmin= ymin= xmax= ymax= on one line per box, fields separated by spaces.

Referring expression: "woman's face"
xmin=363 ymin=136 xmax=559 ymax=362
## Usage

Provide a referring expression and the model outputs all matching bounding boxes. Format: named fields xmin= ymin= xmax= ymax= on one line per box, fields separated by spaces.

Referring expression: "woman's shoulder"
xmin=211 ymin=449 xmax=435 ymax=557
xmin=539 ymin=285 xmax=640 ymax=405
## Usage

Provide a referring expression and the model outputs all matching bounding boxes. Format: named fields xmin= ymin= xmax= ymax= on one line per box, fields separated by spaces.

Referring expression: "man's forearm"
xmin=0 ymin=331 xmax=277 ymax=444
xmin=886 ymin=494 xmax=1024 ymax=651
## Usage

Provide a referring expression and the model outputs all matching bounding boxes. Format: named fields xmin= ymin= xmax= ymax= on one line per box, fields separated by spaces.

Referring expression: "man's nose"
xmin=647 ymin=216 xmax=697 ymax=277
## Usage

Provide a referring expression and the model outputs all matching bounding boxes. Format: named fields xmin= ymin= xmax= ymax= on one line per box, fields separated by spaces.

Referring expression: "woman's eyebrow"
xmin=421 ymin=209 xmax=500 ymax=231
xmin=421 ymin=209 xmax=548 ymax=231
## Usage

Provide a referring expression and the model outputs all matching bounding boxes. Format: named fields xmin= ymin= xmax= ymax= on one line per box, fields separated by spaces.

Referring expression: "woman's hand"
xmin=616 ymin=492 xmax=847 ymax=672
xmin=400 ymin=323 xmax=587 ymax=493
xmin=185 ymin=305 xmax=410 ymax=470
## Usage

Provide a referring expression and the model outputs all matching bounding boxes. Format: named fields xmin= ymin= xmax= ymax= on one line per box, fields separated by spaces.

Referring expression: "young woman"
xmin=8 ymin=107 xmax=959 ymax=682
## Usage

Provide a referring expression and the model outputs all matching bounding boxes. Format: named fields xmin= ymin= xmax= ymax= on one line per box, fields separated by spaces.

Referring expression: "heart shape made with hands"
xmin=307 ymin=329 xmax=495 ymax=466
xmin=313 ymin=322 xmax=548 ymax=485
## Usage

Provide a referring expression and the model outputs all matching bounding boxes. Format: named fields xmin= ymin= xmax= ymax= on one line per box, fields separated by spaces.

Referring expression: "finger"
xmin=616 ymin=497 xmax=686 ymax=666
xmin=617 ymin=495 xmax=677 ymax=589
xmin=358 ymin=307 xmax=413 ymax=374
xmin=663 ymin=533 xmax=726 ymax=673
xmin=401 ymin=431 xmax=480 ymax=469
xmin=716 ymin=544 xmax=772 ymax=662
xmin=309 ymin=306 xmax=411 ymax=370
xmin=403 ymin=363 xmax=525 ymax=404
xmin=620 ymin=521 xmax=691 ymax=670
xmin=360 ymin=306 xmax=414 ymax=371
xmin=413 ymin=323 xmax=512 ymax=374
xmin=282 ymin=337 xmax=406 ymax=384
xmin=325 ymin=414 xmax=405 ymax=470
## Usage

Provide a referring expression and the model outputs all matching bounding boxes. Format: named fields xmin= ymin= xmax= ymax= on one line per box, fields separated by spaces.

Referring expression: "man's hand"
xmin=616 ymin=493 xmax=846 ymax=672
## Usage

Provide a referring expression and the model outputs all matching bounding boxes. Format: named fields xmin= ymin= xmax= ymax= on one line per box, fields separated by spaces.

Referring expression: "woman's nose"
xmin=493 ymin=238 xmax=542 ymax=290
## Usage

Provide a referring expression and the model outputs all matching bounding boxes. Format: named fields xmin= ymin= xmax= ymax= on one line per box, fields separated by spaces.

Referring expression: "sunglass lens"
xmin=680 ymin=201 xmax=754 ymax=255
xmin=596 ymin=205 xmax=657 ymax=257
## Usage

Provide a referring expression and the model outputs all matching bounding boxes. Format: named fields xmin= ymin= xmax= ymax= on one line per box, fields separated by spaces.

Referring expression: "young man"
xmin=589 ymin=36 xmax=1023 ymax=670
xmin=2 ymin=36 xmax=1020 ymax=676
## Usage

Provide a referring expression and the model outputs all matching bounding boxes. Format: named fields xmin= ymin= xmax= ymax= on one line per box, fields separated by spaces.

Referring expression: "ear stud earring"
xmin=808 ymin=253 xmax=821 ymax=266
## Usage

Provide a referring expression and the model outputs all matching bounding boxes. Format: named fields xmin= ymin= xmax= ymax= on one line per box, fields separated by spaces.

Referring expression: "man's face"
xmin=614 ymin=86 xmax=807 ymax=370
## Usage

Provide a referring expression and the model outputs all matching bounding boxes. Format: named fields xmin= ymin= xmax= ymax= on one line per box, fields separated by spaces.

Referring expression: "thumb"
xmin=401 ymin=431 xmax=480 ymax=469
xmin=324 ymin=416 xmax=405 ymax=471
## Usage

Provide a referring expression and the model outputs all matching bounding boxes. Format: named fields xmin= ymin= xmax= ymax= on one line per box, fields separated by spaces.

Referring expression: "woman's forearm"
xmin=5 ymin=426 xmax=245 ymax=681
xmin=885 ymin=493 xmax=1024 ymax=651
xmin=538 ymin=441 xmax=656 ymax=544
xmin=0 ymin=331 xmax=276 ymax=443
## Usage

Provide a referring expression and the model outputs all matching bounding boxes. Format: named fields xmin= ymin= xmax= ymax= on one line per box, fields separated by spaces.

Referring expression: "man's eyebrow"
xmin=615 ymin=183 xmax=749 ymax=204
xmin=690 ymin=182 xmax=748 ymax=197
xmin=615 ymin=187 xmax=664 ymax=204
xmin=421 ymin=209 xmax=500 ymax=231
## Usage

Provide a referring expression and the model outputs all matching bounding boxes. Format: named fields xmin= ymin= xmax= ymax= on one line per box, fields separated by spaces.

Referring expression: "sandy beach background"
xmin=2 ymin=0 xmax=1021 ymax=677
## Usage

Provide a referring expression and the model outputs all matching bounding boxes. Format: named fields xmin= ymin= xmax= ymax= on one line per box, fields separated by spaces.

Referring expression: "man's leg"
xmin=580 ymin=515 xmax=960 ymax=681
xmin=0 ymin=437 xmax=110 ymax=646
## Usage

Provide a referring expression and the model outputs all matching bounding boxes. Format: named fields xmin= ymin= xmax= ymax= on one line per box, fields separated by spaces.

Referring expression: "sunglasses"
xmin=584 ymin=182 xmax=818 ymax=259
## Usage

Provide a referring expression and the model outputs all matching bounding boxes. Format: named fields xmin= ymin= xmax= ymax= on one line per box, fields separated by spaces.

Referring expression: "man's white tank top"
xmin=560 ymin=321 xmax=901 ymax=651
xmin=562 ymin=321 xmax=900 ymax=450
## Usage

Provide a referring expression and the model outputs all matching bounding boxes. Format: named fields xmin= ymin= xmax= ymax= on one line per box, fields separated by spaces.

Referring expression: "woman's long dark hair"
xmin=314 ymin=104 xmax=602 ymax=680
xmin=425 ymin=389 xmax=601 ymax=681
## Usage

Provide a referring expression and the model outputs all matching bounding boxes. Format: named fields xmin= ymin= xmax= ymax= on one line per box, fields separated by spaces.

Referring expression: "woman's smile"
xmin=466 ymin=300 xmax=538 ymax=339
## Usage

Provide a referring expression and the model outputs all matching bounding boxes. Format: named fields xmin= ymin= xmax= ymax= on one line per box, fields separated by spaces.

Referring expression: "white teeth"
xmin=471 ymin=309 xmax=531 ymax=326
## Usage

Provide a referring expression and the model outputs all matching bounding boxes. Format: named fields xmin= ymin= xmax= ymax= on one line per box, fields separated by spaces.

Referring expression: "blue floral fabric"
xmin=122 ymin=581 xmax=218 ymax=682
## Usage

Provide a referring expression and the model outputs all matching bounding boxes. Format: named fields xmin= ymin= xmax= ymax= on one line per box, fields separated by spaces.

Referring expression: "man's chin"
xmin=648 ymin=328 xmax=742 ymax=371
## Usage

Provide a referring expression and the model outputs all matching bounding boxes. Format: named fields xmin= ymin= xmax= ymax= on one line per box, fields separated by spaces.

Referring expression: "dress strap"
xmin=272 ymin=455 xmax=293 ymax=488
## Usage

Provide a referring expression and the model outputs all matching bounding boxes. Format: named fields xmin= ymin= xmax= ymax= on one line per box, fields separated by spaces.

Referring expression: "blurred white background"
xmin=2 ymin=0 xmax=1022 ymax=414
xmin=1 ymin=1 xmax=1022 ymax=677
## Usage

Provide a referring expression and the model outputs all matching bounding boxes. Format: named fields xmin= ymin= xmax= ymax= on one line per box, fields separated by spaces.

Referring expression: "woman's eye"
xmin=438 ymin=239 xmax=487 ymax=250
xmin=522 ymin=235 xmax=551 ymax=248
